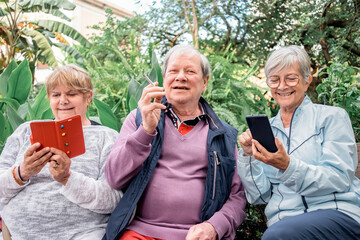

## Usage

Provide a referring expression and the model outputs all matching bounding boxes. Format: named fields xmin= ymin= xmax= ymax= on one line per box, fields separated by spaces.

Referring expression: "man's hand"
xmin=137 ymin=82 xmax=166 ymax=134
xmin=185 ymin=222 xmax=218 ymax=240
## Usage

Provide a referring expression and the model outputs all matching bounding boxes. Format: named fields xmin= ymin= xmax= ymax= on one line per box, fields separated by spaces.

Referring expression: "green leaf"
xmin=0 ymin=7 xmax=8 ymax=16
xmin=27 ymin=101 xmax=36 ymax=120
xmin=22 ymin=29 xmax=58 ymax=67
xmin=18 ymin=0 xmax=76 ymax=10
xmin=0 ymin=113 xmax=11 ymax=149
xmin=43 ymin=9 xmax=72 ymax=21
xmin=0 ymin=97 xmax=20 ymax=110
xmin=111 ymin=96 xmax=124 ymax=113
xmin=127 ymin=75 xmax=148 ymax=109
xmin=28 ymin=85 xmax=51 ymax=120
xmin=54 ymin=42 xmax=84 ymax=63
xmin=149 ymin=50 xmax=163 ymax=86
xmin=0 ymin=60 xmax=18 ymax=97
xmin=93 ymin=98 xmax=120 ymax=132
xmin=17 ymin=103 xmax=29 ymax=119
xmin=111 ymin=43 xmax=135 ymax=76
xmin=31 ymin=20 xmax=91 ymax=47
xmin=128 ymin=96 xmax=138 ymax=111
xmin=41 ymin=108 xmax=54 ymax=119
xmin=6 ymin=59 xmax=32 ymax=105
xmin=5 ymin=104 xmax=24 ymax=131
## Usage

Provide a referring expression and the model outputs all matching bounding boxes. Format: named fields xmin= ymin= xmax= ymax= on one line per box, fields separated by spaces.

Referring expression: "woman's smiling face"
xmin=269 ymin=63 xmax=311 ymax=113
xmin=49 ymin=85 xmax=92 ymax=122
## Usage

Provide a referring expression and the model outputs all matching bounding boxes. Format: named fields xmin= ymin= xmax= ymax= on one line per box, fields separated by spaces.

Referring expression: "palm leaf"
xmin=0 ymin=7 xmax=8 ymax=16
xmin=18 ymin=0 xmax=75 ymax=10
xmin=42 ymin=9 xmax=71 ymax=21
xmin=22 ymin=28 xmax=58 ymax=67
xmin=31 ymin=19 xmax=91 ymax=47
xmin=54 ymin=42 xmax=84 ymax=63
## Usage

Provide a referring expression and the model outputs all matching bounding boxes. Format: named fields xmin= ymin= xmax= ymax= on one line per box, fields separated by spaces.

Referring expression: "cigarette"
xmin=142 ymin=73 xmax=155 ymax=86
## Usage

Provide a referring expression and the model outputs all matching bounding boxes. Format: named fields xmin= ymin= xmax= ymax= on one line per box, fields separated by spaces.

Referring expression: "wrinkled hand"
xmin=48 ymin=148 xmax=72 ymax=185
xmin=185 ymin=222 xmax=218 ymax=240
xmin=20 ymin=143 xmax=52 ymax=181
xmin=252 ymin=137 xmax=290 ymax=171
xmin=137 ymin=82 xmax=166 ymax=134
xmin=238 ymin=129 xmax=253 ymax=156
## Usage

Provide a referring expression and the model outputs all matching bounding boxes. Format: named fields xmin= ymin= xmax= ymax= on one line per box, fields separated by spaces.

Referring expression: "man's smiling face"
xmin=163 ymin=52 xmax=208 ymax=108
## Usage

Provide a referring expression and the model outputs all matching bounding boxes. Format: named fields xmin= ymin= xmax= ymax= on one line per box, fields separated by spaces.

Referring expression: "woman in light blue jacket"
xmin=237 ymin=45 xmax=360 ymax=239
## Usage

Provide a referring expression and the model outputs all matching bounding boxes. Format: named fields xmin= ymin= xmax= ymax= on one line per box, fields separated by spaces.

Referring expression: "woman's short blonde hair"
xmin=46 ymin=64 xmax=93 ymax=98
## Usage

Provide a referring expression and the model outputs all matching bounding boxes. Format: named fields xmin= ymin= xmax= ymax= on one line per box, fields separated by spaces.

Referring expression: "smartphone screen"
xmin=246 ymin=114 xmax=277 ymax=153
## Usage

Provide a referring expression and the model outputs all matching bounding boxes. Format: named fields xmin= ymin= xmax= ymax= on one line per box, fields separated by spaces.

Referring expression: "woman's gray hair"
xmin=161 ymin=45 xmax=211 ymax=79
xmin=265 ymin=45 xmax=311 ymax=82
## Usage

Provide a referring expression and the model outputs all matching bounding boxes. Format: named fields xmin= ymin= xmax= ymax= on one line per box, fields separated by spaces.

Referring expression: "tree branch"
xmin=212 ymin=0 xmax=232 ymax=50
xmin=191 ymin=0 xmax=199 ymax=48
xmin=319 ymin=0 xmax=333 ymax=65
xmin=342 ymin=43 xmax=360 ymax=56
xmin=182 ymin=0 xmax=193 ymax=36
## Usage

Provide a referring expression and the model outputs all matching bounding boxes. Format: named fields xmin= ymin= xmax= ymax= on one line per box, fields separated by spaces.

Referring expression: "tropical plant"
xmin=69 ymin=9 xmax=152 ymax=128
xmin=203 ymin=48 xmax=273 ymax=133
xmin=0 ymin=0 xmax=91 ymax=76
xmin=86 ymin=48 xmax=163 ymax=133
xmin=316 ymin=62 xmax=360 ymax=141
xmin=0 ymin=59 xmax=53 ymax=152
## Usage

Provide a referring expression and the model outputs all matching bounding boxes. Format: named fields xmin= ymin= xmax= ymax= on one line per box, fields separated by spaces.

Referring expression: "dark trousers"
xmin=262 ymin=209 xmax=360 ymax=240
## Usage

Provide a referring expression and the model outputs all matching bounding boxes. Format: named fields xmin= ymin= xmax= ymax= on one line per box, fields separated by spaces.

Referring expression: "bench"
xmin=1 ymin=144 xmax=360 ymax=240
xmin=355 ymin=143 xmax=360 ymax=178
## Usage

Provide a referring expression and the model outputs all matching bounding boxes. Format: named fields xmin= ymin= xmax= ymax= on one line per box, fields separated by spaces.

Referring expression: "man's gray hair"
xmin=162 ymin=45 xmax=211 ymax=79
xmin=265 ymin=45 xmax=311 ymax=82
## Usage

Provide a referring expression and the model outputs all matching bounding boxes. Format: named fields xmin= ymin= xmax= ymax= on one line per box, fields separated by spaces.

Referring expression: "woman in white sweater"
xmin=0 ymin=64 xmax=122 ymax=240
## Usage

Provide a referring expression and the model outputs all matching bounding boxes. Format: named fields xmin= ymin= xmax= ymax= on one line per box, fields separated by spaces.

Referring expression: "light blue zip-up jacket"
xmin=237 ymin=96 xmax=360 ymax=226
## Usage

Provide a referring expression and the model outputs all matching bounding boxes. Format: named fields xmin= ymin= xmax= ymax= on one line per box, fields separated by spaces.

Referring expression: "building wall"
xmin=72 ymin=0 xmax=135 ymax=37
xmin=35 ymin=0 xmax=135 ymax=84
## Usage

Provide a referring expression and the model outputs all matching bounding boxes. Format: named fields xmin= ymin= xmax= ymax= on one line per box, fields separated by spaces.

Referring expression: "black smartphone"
xmin=246 ymin=114 xmax=277 ymax=153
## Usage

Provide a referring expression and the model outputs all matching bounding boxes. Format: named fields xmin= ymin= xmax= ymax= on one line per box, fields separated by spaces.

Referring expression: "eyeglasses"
xmin=266 ymin=75 xmax=300 ymax=88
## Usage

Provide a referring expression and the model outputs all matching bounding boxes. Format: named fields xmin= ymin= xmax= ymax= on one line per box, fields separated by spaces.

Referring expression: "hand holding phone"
xmin=246 ymin=114 xmax=277 ymax=153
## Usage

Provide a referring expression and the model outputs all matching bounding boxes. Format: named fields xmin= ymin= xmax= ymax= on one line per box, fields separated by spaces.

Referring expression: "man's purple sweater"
xmin=105 ymin=110 xmax=246 ymax=240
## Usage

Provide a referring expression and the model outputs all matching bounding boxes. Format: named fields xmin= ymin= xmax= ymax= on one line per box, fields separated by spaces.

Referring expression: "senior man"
xmin=103 ymin=45 xmax=246 ymax=240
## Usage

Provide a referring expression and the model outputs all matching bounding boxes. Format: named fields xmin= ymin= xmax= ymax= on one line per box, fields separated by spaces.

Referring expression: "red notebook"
xmin=30 ymin=115 xmax=85 ymax=158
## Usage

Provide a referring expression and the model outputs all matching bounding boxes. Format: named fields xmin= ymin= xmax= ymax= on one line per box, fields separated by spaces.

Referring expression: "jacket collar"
xmin=199 ymin=97 xmax=225 ymax=132
xmin=162 ymin=96 xmax=225 ymax=132
xmin=271 ymin=95 xmax=313 ymax=130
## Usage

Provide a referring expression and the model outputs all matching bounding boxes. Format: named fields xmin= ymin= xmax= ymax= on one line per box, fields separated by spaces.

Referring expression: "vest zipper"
xmin=212 ymin=151 xmax=221 ymax=199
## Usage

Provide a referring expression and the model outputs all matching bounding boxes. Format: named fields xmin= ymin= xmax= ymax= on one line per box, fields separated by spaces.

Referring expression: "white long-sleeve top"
xmin=0 ymin=122 xmax=122 ymax=240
